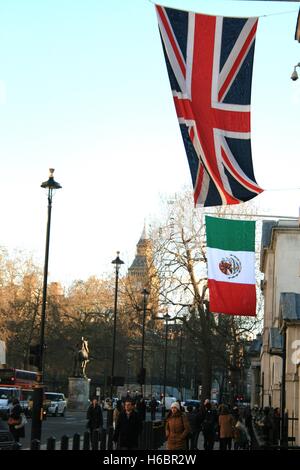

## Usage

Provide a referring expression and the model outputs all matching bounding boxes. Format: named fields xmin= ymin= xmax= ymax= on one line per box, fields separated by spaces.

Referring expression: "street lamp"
xmin=31 ymin=168 xmax=62 ymax=442
xmin=280 ymin=323 xmax=287 ymax=448
xmin=126 ymin=353 xmax=131 ymax=390
xmin=291 ymin=62 xmax=300 ymax=81
xmin=155 ymin=312 xmax=171 ymax=418
xmin=139 ymin=288 xmax=149 ymax=396
xmin=110 ymin=251 xmax=124 ymax=400
xmin=174 ymin=316 xmax=187 ymax=402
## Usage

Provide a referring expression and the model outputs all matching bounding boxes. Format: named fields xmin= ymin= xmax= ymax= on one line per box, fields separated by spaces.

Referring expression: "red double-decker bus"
xmin=0 ymin=368 xmax=40 ymax=388
xmin=0 ymin=368 xmax=42 ymax=418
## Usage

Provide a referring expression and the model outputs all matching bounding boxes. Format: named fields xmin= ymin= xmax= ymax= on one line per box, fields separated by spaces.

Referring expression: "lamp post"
xmin=280 ymin=323 xmax=287 ymax=448
xmin=159 ymin=312 xmax=171 ymax=418
xmin=291 ymin=62 xmax=300 ymax=81
xmin=126 ymin=354 xmax=131 ymax=390
xmin=177 ymin=321 xmax=185 ymax=402
xmin=110 ymin=252 xmax=124 ymax=400
xmin=31 ymin=168 xmax=61 ymax=442
xmin=139 ymin=288 xmax=149 ymax=396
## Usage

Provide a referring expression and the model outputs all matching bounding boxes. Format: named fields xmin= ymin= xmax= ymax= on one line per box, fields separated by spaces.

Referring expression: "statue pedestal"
xmin=68 ymin=377 xmax=90 ymax=411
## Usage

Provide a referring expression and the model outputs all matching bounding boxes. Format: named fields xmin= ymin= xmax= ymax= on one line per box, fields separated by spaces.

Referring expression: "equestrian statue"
xmin=73 ymin=337 xmax=90 ymax=378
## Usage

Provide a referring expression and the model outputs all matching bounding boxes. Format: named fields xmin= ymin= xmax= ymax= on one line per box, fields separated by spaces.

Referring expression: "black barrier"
xmin=30 ymin=439 xmax=40 ymax=450
xmin=72 ymin=433 xmax=81 ymax=450
xmin=137 ymin=420 xmax=165 ymax=450
xmin=146 ymin=421 xmax=152 ymax=448
xmin=152 ymin=420 xmax=165 ymax=449
xmin=60 ymin=435 xmax=69 ymax=450
xmin=46 ymin=436 xmax=56 ymax=450
xmin=27 ymin=420 xmax=166 ymax=450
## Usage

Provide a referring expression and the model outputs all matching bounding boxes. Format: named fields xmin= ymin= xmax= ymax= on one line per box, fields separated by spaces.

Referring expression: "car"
xmin=162 ymin=396 xmax=177 ymax=411
xmin=181 ymin=399 xmax=201 ymax=412
xmin=44 ymin=392 xmax=67 ymax=417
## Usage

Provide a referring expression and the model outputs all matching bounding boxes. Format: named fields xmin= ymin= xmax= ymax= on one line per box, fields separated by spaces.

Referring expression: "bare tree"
xmin=151 ymin=190 xmax=263 ymax=400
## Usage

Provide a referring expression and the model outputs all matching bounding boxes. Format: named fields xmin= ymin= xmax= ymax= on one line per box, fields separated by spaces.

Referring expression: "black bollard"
xmin=72 ymin=433 xmax=81 ymax=450
xmin=60 ymin=434 xmax=69 ymax=450
xmin=83 ymin=431 xmax=90 ymax=450
xmin=30 ymin=439 xmax=41 ymax=450
xmin=46 ymin=436 xmax=56 ymax=450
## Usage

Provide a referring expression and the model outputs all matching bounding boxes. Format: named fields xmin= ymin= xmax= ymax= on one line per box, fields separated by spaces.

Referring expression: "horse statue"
xmin=73 ymin=337 xmax=90 ymax=378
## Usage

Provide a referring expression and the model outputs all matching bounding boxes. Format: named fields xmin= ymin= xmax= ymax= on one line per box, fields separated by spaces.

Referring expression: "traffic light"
xmin=29 ymin=344 xmax=40 ymax=368
xmin=137 ymin=367 xmax=146 ymax=385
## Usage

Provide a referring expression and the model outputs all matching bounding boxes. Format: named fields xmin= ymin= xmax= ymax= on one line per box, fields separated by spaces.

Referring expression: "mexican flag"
xmin=206 ymin=216 xmax=256 ymax=316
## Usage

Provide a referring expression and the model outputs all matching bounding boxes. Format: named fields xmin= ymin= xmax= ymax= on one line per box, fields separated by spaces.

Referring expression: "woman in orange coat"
xmin=165 ymin=402 xmax=191 ymax=450
xmin=218 ymin=404 xmax=235 ymax=450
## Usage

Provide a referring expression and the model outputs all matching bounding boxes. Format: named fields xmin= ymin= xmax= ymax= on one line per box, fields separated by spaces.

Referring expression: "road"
xmin=15 ymin=410 xmax=165 ymax=450
xmin=22 ymin=411 xmax=89 ymax=449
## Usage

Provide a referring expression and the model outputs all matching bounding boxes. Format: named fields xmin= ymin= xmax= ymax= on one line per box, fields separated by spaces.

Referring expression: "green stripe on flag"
xmin=205 ymin=216 xmax=255 ymax=252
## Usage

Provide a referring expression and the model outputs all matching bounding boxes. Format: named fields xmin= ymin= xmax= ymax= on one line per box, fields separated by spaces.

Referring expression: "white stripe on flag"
xmin=207 ymin=247 xmax=255 ymax=284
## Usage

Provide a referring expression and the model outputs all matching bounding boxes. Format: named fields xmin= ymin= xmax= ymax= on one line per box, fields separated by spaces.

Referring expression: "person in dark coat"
xmin=86 ymin=397 xmax=103 ymax=442
xmin=201 ymin=400 xmax=217 ymax=450
xmin=149 ymin=397 xmax=158 ymax=421
xmin=261 ymin=406 xmax=273 ymax=448
xmin=8 ymin=398 xmax=25 ymax=443
xmin=273 ymin=407 xmax=280 ymax=446
xmin=186 ymin=405 xmax=201 ymax=449
xmin=113 ymin=398 xmax=143 ymax=450
xmin=136 ymin=396 xmax=147 ymax=421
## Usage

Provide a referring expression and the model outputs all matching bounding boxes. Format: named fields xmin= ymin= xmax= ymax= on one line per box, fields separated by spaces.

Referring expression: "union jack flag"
xmin=155 ymin=5 xmax=263 ymax=207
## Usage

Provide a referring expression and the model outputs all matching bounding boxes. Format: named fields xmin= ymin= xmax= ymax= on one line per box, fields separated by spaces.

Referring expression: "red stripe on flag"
xmin=194 ymin=164 xmax=204 ymax=205
xmin=208 ymin=279 xmax=256 ymax=316
xmin=173 ymin=96 xmax=194 ymax=120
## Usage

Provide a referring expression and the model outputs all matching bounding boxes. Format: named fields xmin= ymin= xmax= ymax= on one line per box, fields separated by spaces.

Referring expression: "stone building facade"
xmin=259 ymin=219 xmax=300 ymax=444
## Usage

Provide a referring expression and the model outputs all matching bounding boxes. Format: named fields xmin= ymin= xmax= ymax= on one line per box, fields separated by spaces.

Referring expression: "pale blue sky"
xmin=0 ymin=0 xmax=299 ymax=286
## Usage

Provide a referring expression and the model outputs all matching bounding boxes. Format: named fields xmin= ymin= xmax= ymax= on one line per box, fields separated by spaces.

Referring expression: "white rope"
xmin=202 ymin=212 xmax=298 ymax=219
xmin=147 ymin=1 xmax=298 ymax=19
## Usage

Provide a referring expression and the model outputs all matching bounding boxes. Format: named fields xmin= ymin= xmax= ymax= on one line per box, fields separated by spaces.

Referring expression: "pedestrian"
xmin=165 ymin=402 xmax=191 ymax=450
xmin=113 ymin=398 xmax=143 ymax=450
xmin=149 ymin=397 xmax=157 ymax=421
xmin=8 ymin=398 xmax=25 ymax=445
xmin=260 ymin=406 xmax=273 ymax=448
xmin=218 ymin=404 xmax=235 ymax=450
xmin=186 ymin=405 xmax=201 ymax=450
xmin=86 ymin=396 xmax=103 ymax=443
xmin=234 ymin=416 xmax=251 ymax=450
xmin=136 ymin=396 xmax=147 ymax=421
xmin=273 ymin=407 xmax=280 ymax=446
xmin=200 ymin=400 xmax=217 ymax=450
xmin=113 ymin=400 xmax=123 ymax=429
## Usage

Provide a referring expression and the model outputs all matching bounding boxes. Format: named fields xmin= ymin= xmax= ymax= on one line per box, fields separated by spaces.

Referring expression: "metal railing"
xmin=29 ymin=420 xmax=166 ymax=450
